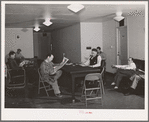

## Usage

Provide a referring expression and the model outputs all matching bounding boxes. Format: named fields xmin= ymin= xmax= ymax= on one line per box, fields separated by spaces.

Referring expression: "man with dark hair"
xmin=40 ymin=53 xmax=63 ymax=98
xmin=82 ymin=48 xmax=102 ymax=68
xmin=8 ymin=51 xmax=21 ymax=69
xmin=111 ymin=57 xmax=136 ymax=89
xmin=97 ymin=47 xmax=106 ymax=61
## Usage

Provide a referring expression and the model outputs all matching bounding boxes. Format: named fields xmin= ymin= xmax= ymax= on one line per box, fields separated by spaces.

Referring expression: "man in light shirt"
xmin=97 ymin=47 xmax=106 ymax=61
xmin=83 ymin=48 xmax=102 ymax=68
xmin=111 ymin=57 xmax=136 ymax=89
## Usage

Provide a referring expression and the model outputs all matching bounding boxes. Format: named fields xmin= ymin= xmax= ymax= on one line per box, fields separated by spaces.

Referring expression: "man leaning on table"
xmin=82 ymin=48 xmax=102 ymax=68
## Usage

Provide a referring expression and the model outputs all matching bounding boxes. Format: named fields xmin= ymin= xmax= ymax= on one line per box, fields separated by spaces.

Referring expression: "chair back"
xmin=100 ymin=67 xmax=105 ymax=76
xmin=101 ymin=60 xmax=106 ymax=68
xmin=38 ymin=68 xmax=42 ymax=80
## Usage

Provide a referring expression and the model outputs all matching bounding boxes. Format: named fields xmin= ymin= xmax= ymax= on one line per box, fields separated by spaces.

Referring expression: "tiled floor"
xmin=5 ymin=73 xmax=144 ymax=109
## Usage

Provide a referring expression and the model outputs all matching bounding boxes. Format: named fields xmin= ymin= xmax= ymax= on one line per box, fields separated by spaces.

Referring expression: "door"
xmin=116 ymin=26 xmax=128 ymax=65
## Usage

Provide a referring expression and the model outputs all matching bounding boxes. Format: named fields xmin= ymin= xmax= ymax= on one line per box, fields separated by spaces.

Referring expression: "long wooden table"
xmin=62 ymin=64 xmax=101 ymax=102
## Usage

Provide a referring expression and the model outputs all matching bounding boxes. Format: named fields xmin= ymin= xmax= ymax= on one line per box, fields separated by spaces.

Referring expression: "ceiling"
xmin=5 ymin=2 xmax=145 ymax=32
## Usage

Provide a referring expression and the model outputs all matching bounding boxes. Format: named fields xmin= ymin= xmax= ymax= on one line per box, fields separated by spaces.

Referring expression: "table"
xmin=62 ymin=64 xmax=101 ymax=102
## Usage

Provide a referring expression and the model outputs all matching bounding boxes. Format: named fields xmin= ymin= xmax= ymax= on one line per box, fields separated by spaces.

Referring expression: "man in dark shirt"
xmin=8 ymin=51 xmax=22 ymax=69
xmin=82 ymin=48 xmax=102 ymax=68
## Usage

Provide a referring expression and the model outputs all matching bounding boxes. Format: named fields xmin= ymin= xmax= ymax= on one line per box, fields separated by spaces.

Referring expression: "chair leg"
xmin=100 ymin=83 xmax=103 ymax=105
xmin=38 ymin=80 xmax=40 ymax=94
xmin=85 ymin=89 xmax=87 ymax=107
xmin=42 ymin=82 xmax=50 ymax=97
xmin=101 ymin=79 xmax=105 ymax=94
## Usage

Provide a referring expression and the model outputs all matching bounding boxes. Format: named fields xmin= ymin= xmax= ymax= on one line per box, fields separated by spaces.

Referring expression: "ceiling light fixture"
xmin=34 ymin=26 xmax=40 ymax=32
xmin=67 ymin=4 xmax=84 ymax=13
xmin=43 ymin=18 xmax=53 ymax=26
xmin=113 ymin=12 xmax=124 ymax=22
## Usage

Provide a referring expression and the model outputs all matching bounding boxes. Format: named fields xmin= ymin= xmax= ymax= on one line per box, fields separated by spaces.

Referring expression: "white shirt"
xmin=115 ymin=62 xmax=136 ymax=70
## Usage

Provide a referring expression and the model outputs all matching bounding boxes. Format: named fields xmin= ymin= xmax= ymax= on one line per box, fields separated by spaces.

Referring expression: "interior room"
xmin=2 ymin=1 xmax=147 ymax=121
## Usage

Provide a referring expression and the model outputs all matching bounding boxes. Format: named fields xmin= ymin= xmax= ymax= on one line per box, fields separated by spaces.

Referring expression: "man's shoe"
xmin=124 ymin=92 xmax=131 ymax=96
xmin=114 ymin=86 xmax=118 ymax=89
xmin=55 ymin=93 xmax=63 ymax=98
xmin=111 ymin=82 xmax=115 ymax=85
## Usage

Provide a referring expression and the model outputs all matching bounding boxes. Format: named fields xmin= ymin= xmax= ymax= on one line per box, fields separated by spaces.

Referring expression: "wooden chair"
xmin=81 ymin=67 xmax=105 ymax=107
xmin=38 ymin=68 xmax=53 ymax=97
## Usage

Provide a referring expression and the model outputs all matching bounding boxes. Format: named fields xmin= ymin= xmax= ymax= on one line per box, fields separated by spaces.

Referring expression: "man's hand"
xmin=49 ymin=77 xmax=55 ymax=83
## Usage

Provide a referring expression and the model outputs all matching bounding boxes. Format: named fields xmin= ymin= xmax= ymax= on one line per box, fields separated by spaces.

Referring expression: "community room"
xmin=2 ymin=1 xmax=147 ymax=114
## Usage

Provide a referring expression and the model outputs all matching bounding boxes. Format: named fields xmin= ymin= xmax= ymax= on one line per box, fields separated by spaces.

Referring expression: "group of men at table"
xmin=7 ymin=47 xmax=144 ymax=98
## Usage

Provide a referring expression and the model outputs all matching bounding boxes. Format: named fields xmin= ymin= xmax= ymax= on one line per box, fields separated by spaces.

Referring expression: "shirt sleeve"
xmin=83 ymin=59 xmax=90 ymax=66
xmin=92 ymin=55 xmax=102 ymax=68
xmin=126 ymin=63 xmax=136 ymax=70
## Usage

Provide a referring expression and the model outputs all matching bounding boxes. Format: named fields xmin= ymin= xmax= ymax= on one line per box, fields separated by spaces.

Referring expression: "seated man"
xmin=82 ymin=48 xmax=102 ymax=68
xmin=111 ymin=57 xmax=136 ymax=89
xmin=124 ymin=71 xmax=145 ymax=96
xmin=15 ymin=49 xmax=25 ymax=64
xmin=40 ymin=53 xmax=63 ymax=98
xmin=97 ymin=47 xmax=106 ymax=61
xmin=8 ymin=51 xmax=23 ymax=69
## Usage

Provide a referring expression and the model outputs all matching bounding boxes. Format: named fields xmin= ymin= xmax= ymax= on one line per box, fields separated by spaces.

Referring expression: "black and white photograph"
xmin=1 ymin=1 xmax=148 ymax=121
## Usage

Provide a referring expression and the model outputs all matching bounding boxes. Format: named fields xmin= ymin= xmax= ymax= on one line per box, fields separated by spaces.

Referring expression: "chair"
xmin=6 ymin=64 xmax=26 ymax=96
xmin=38 ymin=68 xmax=53 ymax=97
xmin=81 ymin=67 xmax=105 ymax=107
xmin=101 ymin=60 xmax=106 ymax=84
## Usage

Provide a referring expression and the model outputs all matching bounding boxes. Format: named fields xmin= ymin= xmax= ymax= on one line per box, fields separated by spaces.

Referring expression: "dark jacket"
xmin=8 ymin=58 xmax=20 ymax=69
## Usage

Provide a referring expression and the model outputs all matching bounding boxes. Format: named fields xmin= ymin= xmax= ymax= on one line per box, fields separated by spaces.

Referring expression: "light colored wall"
xmin=51 ymin=24 xmax=81 ymax=63
xmin=5 ymin=28 xmax=34 ymax=58
xmin=102 ymin=20 xmax=117 ymax=73
xmin=127 ymin=15 xmax=145 ymax=60
xmin=80 ymin=22 xmax=102 ymax=62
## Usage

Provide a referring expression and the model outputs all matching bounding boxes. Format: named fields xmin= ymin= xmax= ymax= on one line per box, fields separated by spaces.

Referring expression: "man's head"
xmin=97 ymin=47 xmax=101 ymax=53
xmin=91 ymin=48 xmax=98 ymax=57
xmin=45 ymin=53 xmax=54 ymax=62
xmin=128 ymin=57 xmax=134 ymax=64
xmin=17 ymin=49 xmax=21 ymax=54
xmin=9 ymin=51 xmax=16 ymax=59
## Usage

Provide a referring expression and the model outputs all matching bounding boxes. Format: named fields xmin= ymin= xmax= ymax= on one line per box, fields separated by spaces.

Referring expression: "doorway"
xmin=116 ymin=26 xmax=128 ymax=65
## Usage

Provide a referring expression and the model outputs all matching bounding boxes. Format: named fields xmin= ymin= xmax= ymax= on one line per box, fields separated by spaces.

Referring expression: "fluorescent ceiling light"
xmin=113 ymin=12 xmax=124 ymax=22
xmin=67 ymin=4 xmax=84 ymax=13
xmin=43 ymin=18 xmax=53 ymax=26
xmin=34 ymin=26 xmax=40 ymax=32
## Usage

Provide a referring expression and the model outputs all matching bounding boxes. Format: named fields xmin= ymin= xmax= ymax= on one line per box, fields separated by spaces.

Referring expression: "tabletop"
xmin=62 ymin=65 xmax=101 ymax=74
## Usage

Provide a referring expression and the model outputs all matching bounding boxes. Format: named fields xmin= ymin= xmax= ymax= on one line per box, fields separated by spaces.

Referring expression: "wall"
xmin=33 ymin=32 xmax=51 ymax=59
xmin=102 ymin=20 xmax=117 ymax=73
xmin=51 ymin=24 xmax=81 ymax=63
xmin=127 ymin=15 xmax=145 ymax=60
xmin=5 ymin=28 xmax=34 ymax=58
xmin=80 ymin=22 xmax=102 ymax=62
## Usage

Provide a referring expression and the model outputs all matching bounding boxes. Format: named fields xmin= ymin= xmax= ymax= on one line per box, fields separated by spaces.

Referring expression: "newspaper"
xmin=52 ymin=57 xmax=69 ymax=74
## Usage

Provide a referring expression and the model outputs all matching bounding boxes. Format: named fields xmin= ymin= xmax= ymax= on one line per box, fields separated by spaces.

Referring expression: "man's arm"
xmin=83 ymin=59 xmax=90 ymax=66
